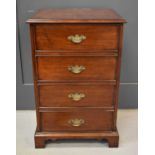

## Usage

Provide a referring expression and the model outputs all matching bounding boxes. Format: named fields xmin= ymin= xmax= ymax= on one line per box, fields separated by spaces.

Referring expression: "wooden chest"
xmin=27 ymin=8 xmax=126 ymax=148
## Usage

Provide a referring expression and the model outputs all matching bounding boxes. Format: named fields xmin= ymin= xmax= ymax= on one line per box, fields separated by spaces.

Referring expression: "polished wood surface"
xmin=40 ymin=109 xmax=113 ymax=131
xmin=28 ymin=8 xmax=126 ymax=148
xmin=35 ymin=24 xmax=119 ymax=50
xmin=37 ymin=56 xmax=117 ymax=81
xmin=39 ymin=83 xmax=115 ymax=107
xmin=27 ymin=8 xmax=126 ymax=23
xmin=35 ymin=131 xmax=119 ymax=148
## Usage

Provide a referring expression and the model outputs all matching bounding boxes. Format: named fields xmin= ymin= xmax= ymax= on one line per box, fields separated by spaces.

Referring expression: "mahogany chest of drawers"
xmin=27 ymin=8 xmax=126 ymax=148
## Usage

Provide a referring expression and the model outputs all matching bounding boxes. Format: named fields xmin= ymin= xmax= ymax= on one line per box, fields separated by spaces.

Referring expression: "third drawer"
xmin=39 ymin=83 xmax=115 ymax=107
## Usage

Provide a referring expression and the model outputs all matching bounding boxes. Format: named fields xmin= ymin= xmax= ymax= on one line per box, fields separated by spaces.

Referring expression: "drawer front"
xmin=37 ymin=56 xmax=117 ymax=81
xmin=35 ymin=24 xmax=119 ymax=51
xmin=41 ymin=109 xmax=113 ymax=131
xmin=39 ymin=84 xmax=115 ymax=107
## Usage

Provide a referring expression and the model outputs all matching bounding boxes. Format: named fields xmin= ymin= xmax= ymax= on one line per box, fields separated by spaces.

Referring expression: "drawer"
xmin=40 ymin=109 xmax=113 ymax=131
xmin=37 ymin=56 xmax=117 ymax=81
xmin=35 ymin=24 xmax=119 ymax=51
xmin=39 ymin=83 xmax=115 ymax=107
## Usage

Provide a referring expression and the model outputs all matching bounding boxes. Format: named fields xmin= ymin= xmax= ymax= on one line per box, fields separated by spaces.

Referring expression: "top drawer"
xmin=35 ymin=24 xmax=119 ymax=51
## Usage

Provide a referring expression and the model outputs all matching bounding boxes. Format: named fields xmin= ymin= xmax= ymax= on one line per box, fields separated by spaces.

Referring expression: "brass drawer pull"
xmin=68 ymin=119 xmax=85 ymax=127
xmin=68 ymin=65 xmax=86 ymax=74
xmin=68 ymin=34 xmax=86 ymax=43
xmin=68 ymin=93 xmax=85 ymax=101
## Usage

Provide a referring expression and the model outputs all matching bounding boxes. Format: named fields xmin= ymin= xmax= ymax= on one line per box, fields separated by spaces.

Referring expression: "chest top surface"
xmin=27 ymin=8 xmax=126 ymax=24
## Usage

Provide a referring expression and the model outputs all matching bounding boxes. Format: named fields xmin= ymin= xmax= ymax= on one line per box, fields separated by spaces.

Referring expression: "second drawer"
xmin=39 ymin=83 xmax=115 ymax=107
xmin=37 ymin=56 xmax=117 ymax=81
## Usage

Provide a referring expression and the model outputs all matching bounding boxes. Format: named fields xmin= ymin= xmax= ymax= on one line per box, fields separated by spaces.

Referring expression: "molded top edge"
xmin=27 ymin=8 xmax=127 ymax=24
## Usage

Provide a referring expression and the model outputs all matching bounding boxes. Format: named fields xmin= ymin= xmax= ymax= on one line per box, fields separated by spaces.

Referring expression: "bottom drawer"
xmin=40 ymin=109 xmax=114 ymax=132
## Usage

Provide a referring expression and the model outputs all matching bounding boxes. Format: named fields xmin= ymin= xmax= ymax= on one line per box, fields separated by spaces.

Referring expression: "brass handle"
xmin=68 ymin=34 xmax=86 ymax=43
xmin=68 ymin=93 xmax=85 ymax=101
xmin=68 ymin=65 xmax=86 ymax=74
xmin=68 ymin=119 xmax=85 ymax=127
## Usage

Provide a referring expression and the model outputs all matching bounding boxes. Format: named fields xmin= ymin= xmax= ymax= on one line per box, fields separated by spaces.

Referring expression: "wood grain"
xmin=27 ymin=8 xmax=126 ymax=23
xmin=35 ymin=130 xmax=119 ymax=148
xmin=40 ymin=109 xmax=114 ymax=132
xmin=37 ymin=56 xmax=117 ymax=81
xmin=27 ymin=8 xmax=126 ymax=148
xmin=35 ymin=24 xmax=119 ymax=51
xmin=39 ymin=83 xmax=115 ymax=107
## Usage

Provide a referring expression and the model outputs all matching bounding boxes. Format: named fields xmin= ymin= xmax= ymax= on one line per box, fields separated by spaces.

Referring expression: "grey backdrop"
xmin=16 ymin=0 xmax=138 ymax=109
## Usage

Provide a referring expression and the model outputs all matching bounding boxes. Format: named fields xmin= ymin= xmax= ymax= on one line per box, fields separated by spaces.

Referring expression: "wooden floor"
xmin=16 ymin=110 xmax=137 ymax=155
